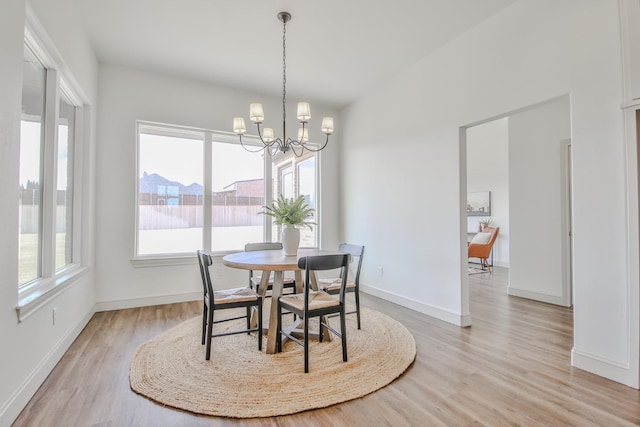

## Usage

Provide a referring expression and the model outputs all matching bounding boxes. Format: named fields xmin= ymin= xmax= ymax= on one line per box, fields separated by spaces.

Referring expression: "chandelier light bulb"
xmin=249 ymin=103 xmax=264 ymax=123
xmin=321 ymin=117 xmax=334 ymax=135
xmin=263 ymin=127 xmax=275 ymax=142
xmin=233 ymin=117 xmax=246 ymax=135
xmin=296 ymin=102 xmax=311 ymax=122
xmin=297 ymin=127 xmax=309 ymax=142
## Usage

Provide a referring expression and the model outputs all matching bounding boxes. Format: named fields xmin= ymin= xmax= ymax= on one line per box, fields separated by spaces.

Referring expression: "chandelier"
xmin=233 ymin=11 xmax=334 ymax=157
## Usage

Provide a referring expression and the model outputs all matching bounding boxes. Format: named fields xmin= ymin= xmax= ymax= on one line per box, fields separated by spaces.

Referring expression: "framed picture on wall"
xmin=467 ymin=191 xmax=491 ymax=216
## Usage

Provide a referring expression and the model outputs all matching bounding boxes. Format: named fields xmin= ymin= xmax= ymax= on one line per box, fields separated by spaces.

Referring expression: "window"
xmin=210 ymin=140 xmax=264 ymax=252
xmin=19 ymin=43 xmax=46 ymax=285
xmin=137 ymin=125 xmax=204 ymax=256
xmin=297 ymin=157 xmax=317 ymax=247
xmin=271 ymin=151 xmax=318 ymax=248
xmin=18 ymin=33 xmax=86 ymax=303
xmin=136 ymin=122 xmax=319 ymax=258
xmin=56 ymin=93 xmax=75 ymax=270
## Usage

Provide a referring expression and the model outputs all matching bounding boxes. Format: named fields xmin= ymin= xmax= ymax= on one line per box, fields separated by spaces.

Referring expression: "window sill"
xmin=16 ymin=265 xmax=90 ymax=323
xmin=130 ymin=253 xmax=234 ymax=268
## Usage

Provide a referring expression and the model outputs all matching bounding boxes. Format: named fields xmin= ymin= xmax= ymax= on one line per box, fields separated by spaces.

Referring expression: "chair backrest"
xmin=338 ymin=243 xmax=364 ymax=284
xmin=197 ymin=250 xmax=214 ymax=297
xmin=244 ymin=242 xmax=283 ymax=252
xmin=244 ymin=242 xmax=283 ymax=285
xmin=298 ymin=254 xmax=350 ymax=307
xmin=468 ymin=227 xmax=500 ymax=258
xmin=485 ymin=227 xmax=499 ymax=246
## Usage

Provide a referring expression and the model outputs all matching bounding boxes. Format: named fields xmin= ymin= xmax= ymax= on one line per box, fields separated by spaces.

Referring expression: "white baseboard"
xmin=572 ymin=347 xmax=638 ymax=389
xmin=94 ymin=291 xmax=201 ymax=312
xmin=507 ymin=286 xmax=567 ymax=306
xmin=0 ymin=308 xmax=95 ymax=427
xmin=361 ymin=284 xmax=471 ymax=327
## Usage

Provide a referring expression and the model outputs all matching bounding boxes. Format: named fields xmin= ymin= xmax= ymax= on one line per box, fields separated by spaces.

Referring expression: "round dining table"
xmin=222 ymin=248 xmax=342 ymax=354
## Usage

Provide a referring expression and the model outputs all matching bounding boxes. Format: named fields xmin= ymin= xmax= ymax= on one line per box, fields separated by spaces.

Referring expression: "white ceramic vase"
xmin=282 ymin=225 xmax=300 ymax=256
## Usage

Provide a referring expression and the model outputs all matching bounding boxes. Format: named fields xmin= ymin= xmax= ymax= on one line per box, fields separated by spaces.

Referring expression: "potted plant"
xmin=262 ymin=194 xmax=315 ymax=255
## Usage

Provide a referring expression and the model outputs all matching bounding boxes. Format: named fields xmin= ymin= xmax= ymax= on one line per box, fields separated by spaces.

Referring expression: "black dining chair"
xmin=244 ymin=242 xmax=296 ymax=296
xmin=197 ymin=250 xmax=262 ymax=360
xmin=318 ymin=243 xmax=365 ymax=329
xmin=276 ymin=253 xmax=350 ymax=373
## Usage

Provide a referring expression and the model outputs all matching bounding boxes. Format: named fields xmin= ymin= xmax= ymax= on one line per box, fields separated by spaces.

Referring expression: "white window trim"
xmin=16 ymin=8 xmax=90 ymax=322
xmin=132 ymin=121 xmax=267 ymax=264
xmin=131 ymin=120 xmax=321 ymax=265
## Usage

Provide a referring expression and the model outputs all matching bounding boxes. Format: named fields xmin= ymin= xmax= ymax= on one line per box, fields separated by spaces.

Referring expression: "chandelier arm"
xmin=268 ymin=143 xmax=279 ymax=157
xmin=289 ymin=141 xmax=305 ymax=157
xmin=293 ymin=134 xmax=330 ymax=153
xmin=238 ymin=134 xmax=269 ymax=153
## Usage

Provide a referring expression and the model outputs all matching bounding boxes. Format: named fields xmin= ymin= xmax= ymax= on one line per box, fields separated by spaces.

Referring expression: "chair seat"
xmin=318 ymin=278 xmax=356 ymax=292
xmin=213 ymin=287 xmax=259 ymax=304
xmin=280 ymin=290 xmax=340 ymax=311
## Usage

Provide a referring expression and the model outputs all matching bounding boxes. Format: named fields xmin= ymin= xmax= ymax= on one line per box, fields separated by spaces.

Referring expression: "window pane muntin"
xmin=19 ymin=43 xmax=46 ymax=286
xmin=138 ymin=131 xmax=204 ymax=256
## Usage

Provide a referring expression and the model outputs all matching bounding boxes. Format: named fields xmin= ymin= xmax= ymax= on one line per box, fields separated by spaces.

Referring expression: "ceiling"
xmin=78 ymin=0 xmax=517 ymax=109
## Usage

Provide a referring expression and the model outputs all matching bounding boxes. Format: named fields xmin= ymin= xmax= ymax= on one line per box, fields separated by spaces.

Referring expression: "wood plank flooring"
xmin=12 ymin=267 xmax=640 ymax=426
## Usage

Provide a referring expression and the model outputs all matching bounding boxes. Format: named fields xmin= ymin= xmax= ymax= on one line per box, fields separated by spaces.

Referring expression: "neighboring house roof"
xmin=139 ymin=173 xmax=203 ymax=195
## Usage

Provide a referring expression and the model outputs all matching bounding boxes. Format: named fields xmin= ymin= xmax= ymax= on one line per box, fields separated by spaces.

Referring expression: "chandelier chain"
xmin=282 ymin=19 xmax=287 ymax=136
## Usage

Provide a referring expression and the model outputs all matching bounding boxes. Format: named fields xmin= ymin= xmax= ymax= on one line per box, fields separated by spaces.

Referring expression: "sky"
xmin=139 ymin=133 xmax=264 ymax=191
xmin=20 ymin=121 xmax=69 ymax=190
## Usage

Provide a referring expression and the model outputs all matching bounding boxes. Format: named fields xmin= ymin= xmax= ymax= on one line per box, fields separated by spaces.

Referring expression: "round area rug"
xmin=130 ymin=307 xmax=416 ymax=418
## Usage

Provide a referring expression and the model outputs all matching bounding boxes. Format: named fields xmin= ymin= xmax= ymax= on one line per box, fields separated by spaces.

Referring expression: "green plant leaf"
xmin=261 ymin=194 xmax=316 ymax=230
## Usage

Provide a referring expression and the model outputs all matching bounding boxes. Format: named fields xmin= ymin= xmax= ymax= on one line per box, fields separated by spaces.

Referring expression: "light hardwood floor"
xmin=12 ymin=267 xmax=640 ymax=426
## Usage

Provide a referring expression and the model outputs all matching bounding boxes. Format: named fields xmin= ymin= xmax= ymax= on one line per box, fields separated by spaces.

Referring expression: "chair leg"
xmin=205 ymin=306 xmax=214 ymax=360
xmin=340 ymin=309 xmax=348 ymax=363
xmin=354 ymin=288 xmax=361 ymax=330
xmin=257 ymin=298 xmax=263 ymax=351
xmin=246 ymin=306 xmax=251 ymax=334
xmin=319 ymin=317 xmax=324 ymax=343
xmin=201 ymin=303 xmax=207 ymax=345
xmin=276 ymin=299 xmax=282 ymax=353
xmin=304 ymin=315 xmax=309 ymax=373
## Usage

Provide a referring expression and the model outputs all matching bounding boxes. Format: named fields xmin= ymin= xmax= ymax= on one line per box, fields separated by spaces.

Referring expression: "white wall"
xmin=508 ymin=96 xmax=571 ymax=306
xmin=94 ymin=64 xmax=341 ymax=310
xmin=620 ymin=0 xmax=640 ymax=101
xmin=341 ymin=0 xmax=637 ymax=387
xmin=0 ymin=1 xmax=98 ymax=425
xmin=466 ymin=117 xmax=509 ymax=267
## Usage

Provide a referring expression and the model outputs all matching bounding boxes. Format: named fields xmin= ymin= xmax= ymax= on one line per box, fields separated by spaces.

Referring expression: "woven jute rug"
xmin=130 ymin=306 xmax=416 ymax=418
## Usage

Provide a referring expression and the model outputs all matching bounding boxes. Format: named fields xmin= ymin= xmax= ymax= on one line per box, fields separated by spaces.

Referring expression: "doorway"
xmin=462 ymin=95 xmax=574 ymax=314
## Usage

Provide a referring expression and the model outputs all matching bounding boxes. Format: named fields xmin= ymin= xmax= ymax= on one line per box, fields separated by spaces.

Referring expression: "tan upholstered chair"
xmin=468 ymin=226 xmax=500 ymax=273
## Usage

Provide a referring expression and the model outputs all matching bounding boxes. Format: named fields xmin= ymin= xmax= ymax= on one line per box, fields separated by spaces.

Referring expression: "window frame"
xmin=132 ymin=120 xmax=321 ymax=265
xmin=16 ymin=19 xmax=89 ymax=322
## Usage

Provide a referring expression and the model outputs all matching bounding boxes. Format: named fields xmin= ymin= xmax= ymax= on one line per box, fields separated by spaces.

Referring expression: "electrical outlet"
xmin=378 ymin=267 xmax=384 ymax=277
xmin=52 ymin=307 xmax=57 ymax=325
